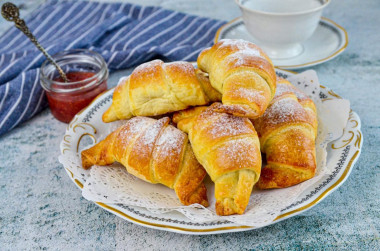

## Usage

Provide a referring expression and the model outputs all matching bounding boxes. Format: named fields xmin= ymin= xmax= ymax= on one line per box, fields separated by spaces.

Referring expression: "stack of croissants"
xmin=81 ymin=39 xmax=318 ymax=216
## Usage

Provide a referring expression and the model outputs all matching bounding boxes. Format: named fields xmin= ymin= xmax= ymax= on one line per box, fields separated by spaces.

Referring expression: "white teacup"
xmin=235 ymin=0 xmax=330 ymax=59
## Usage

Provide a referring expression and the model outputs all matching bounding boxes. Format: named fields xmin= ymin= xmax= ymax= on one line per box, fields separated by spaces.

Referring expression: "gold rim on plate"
xmin=214 ymin=17 xmax=349 ymax=69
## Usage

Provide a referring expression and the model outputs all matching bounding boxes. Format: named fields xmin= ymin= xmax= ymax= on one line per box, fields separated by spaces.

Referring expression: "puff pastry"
xmin=197 ymin=39 xmax=277 ymax=119
xmin=173 ymin=103 xmax=261 ymax=215
xmin=252 ymin=77 xmax=318 ymax=189
xmin=103 ymin=60 xmax=221 ymax=122
xmin=81 ymin=116 xmax=209 ymax=207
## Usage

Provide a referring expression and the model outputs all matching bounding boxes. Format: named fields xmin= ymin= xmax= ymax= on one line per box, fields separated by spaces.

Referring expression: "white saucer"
xmin=214 ymin=17 xmax=348 ymax=70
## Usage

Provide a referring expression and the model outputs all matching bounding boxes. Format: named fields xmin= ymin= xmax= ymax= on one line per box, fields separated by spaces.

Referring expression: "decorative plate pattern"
xmin=59 ymin=69 xmax=362 ymax=235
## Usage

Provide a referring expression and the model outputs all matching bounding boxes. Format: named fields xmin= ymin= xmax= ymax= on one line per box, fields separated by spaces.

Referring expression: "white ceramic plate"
xmin=215 ymin=17 xmax=348 ymax=70
xmin=60 ymin=69 xmax=362 ymax=235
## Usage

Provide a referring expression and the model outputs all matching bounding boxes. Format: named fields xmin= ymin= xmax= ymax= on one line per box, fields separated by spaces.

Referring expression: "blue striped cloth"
xmin=0 ymin=0 xmax=225 ymax=136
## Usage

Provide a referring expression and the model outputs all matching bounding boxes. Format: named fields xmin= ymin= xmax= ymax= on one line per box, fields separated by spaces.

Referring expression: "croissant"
xmin=197 ymin=39 xmax=277 ymax=119
xmin=173 ymin=103 xmax=261 ymax=215
xmin=102 ymin=60 xmax=221 ymax=122
xmin=81 ymin=116 xmax=209 ymax=207
xmin=252 ymin=77 xmax=318 ymax=189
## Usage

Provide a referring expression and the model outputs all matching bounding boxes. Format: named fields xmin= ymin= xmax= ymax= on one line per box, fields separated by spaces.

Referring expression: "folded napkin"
xmin=0 ymin=0 xmax=225 ymax=136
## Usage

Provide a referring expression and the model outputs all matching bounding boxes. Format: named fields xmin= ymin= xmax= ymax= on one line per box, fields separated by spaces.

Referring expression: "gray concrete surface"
xmin=0 ymin=0 xmax=379 ymax=250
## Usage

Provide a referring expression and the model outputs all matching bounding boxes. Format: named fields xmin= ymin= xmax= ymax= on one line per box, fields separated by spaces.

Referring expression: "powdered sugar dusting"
xmin=164 ymin=61 xmax=195 ymax=76
xmin=219 ymin=39 xmax=257 ymax=50
xmin=233 ymin=87 xmax=266 ymax=103
xmin=156 ymin=125 xmax=185 ymax=158
xmin=276 ymin=83 xmax=309 ymax=101
xmin=124 ymin=117 xmax=153 ymax=136
xmin=132 ymin=59 xmax=162 ymax=80
xmin=222 ymin=137 xmax=257 ymax=167
xmin=263 ymin=98 xmax=304 ymax=125
xmin=226 ymin=50 xmax=264 ymax=67
xmin=219 ymin=39 xmax=265 ymax=60
xmin=117 ymin=117 xmax=152 ymax=147
xmin=134 ymin=60 xmax=195 ymax=79
xmin=141 ymin=118 xmax=167 ymax=146
xmin=200 ymin=110 xmax=253 ymax=138
xmin=216 ymin=39 xmax=267 ymax=71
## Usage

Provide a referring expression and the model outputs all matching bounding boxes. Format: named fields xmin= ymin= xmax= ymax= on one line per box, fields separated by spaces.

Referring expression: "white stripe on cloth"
xmin=36 ymin=2 xmax=83 ymax=42
xmin=44 ymin=2 xmax=95 ymax=43
xmin=0 ymin=73 xmax=26 ymax=129
xmin=10 ymin=72 xmax=40 ymax=129
xmin=106 ymin=8 xmax=164 ymax=50
xmin=138 ymin=6 xmax=146 ymax=19
xmin=159 ymin=16 xmax=201 ymax=48
xmin=30 ymin=86 xmax=45 ymax=119
xmin=125 ymin=15 xmax=189 ymax=66
xmin=193 ymin=21 xmax=224 ymax=46
xmin=128 ymin=49 xmax=155 ymax=67
xmin=88 ymin=12 xmax=129 ymax=51
xmin=87 ymin=4 xmax=127 ymax=51
xmin=57 ymin=3 xmax=105 ymax=40
xmin=98 ymin=3 xmax=115 ymax=22
xmin=162 ymin=45 xmax=188 ymax=57
xmin=100 ymin=5 xmax=143 ymax=49
xmin=162 ymin=20 xmax=217 ymax=59
xmin=112 ymin=12 xmax=178 ymax=68
xmin=65 ymin=3 xmax=114 ymax=49
xmin=177 ymin=19 xmax=213 ymax=46
xmin=67 ymin=3 xmax=130 ymax=56
xmin=101 ymin=20 xmax=132 ymax=49
xmin=120 ymin=11 xmax=178 ymax=51
xmin=128 ymin=4 xmax=135 ymax=16
xmin=107 ymin=51 xmax=118 ymax=66
xmin=98 ymin=1 xmax=129 ymax=24
xmin=0 ymin=54 xmax=5 ymax=68
xmin=23 ymin=44 xmax=55 ymax=72
xmin=0 ymin=52 xmax=17 ymax=79
xmin=0 ymin=82 xmax=10 ymax=111
xmin=128 ymin=4 xmax=137 ymax=17
xmin=181 ymin=47 xmax=204 ymax=61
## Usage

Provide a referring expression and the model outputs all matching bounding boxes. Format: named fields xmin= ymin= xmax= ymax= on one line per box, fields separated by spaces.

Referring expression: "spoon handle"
xmin=1 ymin=2 xmax=68 ymax=82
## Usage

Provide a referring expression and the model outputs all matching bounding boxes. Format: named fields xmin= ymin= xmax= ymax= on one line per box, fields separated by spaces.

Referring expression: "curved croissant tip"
xmin=102 ymin=106 xmax=117 ymax=123
xmin=81 ymin=149 xmax=94 ymax=169
xmin=181 ymin=183 xmax=209 ymax=207
xmin=215 ymin=199 xmax=244 ymax=216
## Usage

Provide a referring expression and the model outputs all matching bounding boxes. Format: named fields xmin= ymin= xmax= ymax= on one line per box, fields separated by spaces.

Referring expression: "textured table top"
xmin=0 ymin=0 xmax=379 ymax=250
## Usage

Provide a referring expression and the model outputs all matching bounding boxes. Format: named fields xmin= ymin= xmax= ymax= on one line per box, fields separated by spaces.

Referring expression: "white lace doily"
xmin=63 ymin=70 xmax=350 ymax=227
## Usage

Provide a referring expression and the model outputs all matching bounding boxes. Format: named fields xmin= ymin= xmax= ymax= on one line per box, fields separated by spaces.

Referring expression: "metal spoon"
xmin=1 ymin=2 xmax=68 ymax=82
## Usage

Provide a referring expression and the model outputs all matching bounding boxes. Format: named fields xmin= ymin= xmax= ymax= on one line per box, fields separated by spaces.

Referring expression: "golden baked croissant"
xmin=173 ymin=103 xmax=261 ymax=215
xmin=197 ymin=39 xmax=277 ymax=119
xmin=103 ymin=60 xmax=221 ymax=122
xmin=252 ymin=77 xmax=318 ymax=189
xmin=81 ymin=116 xmax=209 ymax=207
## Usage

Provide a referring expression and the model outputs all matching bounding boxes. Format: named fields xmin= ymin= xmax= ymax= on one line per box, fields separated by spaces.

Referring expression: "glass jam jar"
xmin=40 ymin=49 xmax=108 ymax=123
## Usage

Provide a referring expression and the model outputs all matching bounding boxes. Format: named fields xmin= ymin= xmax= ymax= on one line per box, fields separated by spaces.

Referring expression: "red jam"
xmin=46 ymin=72 xmax=107 ymax=123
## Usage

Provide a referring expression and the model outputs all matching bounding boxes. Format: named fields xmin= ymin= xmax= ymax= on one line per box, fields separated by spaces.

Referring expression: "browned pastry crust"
xmin=197 ymin=39 xmax=276 ymax=119
xmin=81 ymin=116 xmax=209 ymax=207
xmin=173 ymin=103 xmax=261 ymax=215
xmin=102 ymin=60 xmax=221 ymax=122
xmin=252 ymin=77 xmax=318 ymax=189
